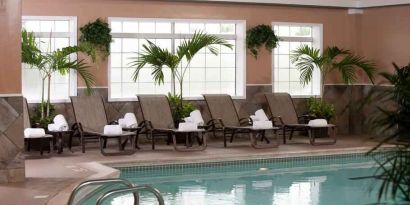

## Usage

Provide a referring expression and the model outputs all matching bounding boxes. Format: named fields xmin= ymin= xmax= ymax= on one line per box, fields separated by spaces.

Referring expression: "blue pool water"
xmin=87 ymin=153 xmax=397 ymax=205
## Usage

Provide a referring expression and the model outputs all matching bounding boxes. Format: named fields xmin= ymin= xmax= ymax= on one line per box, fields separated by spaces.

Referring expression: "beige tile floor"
xmin=0 ymin=135 xmax=380 ymax=205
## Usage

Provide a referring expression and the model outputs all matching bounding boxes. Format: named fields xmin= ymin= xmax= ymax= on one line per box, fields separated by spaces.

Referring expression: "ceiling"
xmin=186 ymin=0 xmax=410 ymax=8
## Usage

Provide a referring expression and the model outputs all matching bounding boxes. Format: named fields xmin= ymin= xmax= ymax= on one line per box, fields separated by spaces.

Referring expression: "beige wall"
xmin=22 ymin=0 xmax=360 ymax=87
xmin=362 ymin=5 xmax=410 ymax=83
xmin=0 ymin=0 xmax=22 ymax=94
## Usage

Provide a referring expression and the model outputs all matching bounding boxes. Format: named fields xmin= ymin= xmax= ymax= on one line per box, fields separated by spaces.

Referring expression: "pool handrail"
xmin=67 ymin=178 xmax=138 ymax=205
xmin=95 ymin=184 xmax=165 ymax=205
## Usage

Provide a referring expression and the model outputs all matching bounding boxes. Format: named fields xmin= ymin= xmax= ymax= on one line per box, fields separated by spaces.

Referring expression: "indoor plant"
xmin=79 ymin=18 xmax=112 ymax=59
xmin=130 ymin=31 xmax=233 ymax=121
xmin=246 ymin=24 xmax=280 ymax=58
xmin=368 ymin=63 xmax=410 ymax=203
xmin=22 ymin=29 xmax=96 ymax=125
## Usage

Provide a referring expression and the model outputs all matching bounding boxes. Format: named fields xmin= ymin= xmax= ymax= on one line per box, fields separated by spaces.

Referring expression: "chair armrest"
xmin=206 ymin=118 xmax=225 ymax=129
xmin=298 ymin=114 xmax=313 ymax=124
xmin=139 ymin=120 xmax=153 ymax=130
xmin=108 ymin=120 xmax=118 ymax=125
xmin=239 ymin=117 xmax=252 ymax=126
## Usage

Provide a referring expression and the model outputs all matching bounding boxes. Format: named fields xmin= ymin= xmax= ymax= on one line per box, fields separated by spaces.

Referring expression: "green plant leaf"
xmin=246 ymin=24 xmax=279 ymax=58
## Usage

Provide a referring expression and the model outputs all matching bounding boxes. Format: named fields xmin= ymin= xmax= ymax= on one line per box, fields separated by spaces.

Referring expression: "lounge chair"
xmin=203 ymin=94 xmax=279 ymax=149
xmin=70 ymin=96 xmax=136 ymax=155
xmin=138 ymin=95 xmax=207 ymax=151
xmin=264 ymin=93 xmax=337 ymax=145
xmin=23 ymin=98 xmax=53 ymax=155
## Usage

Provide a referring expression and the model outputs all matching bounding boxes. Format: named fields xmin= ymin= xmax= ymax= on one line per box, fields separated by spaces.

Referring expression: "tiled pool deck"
xmin=0 ymin=135 xmax=385 ymax=205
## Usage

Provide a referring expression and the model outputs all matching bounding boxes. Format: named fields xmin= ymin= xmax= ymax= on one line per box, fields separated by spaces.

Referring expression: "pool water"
xmin=88 ymin=153 xmax=396 ymax=205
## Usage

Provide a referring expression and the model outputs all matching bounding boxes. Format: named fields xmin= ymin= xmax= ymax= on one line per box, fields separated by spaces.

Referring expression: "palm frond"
xmin=129 ymin=40 xmax=179 ymax=84
xmin=177 ymin=31 xmax=233 ymax=61
xmin=21 ymin=29 xmax=44 ymax=68
xmin=290 ymin=45 xmax=322 ymax=85
xmin=333 ymin=54 xmax=376 ymax=84
xmin=72 ymin=59 xmax=96 ymax=95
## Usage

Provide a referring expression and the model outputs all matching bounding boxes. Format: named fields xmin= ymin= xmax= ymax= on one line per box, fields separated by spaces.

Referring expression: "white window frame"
xmin=22 ymin=16 xmax=77 ymax=103
xmin=272 ymin=22 xmax=323 ymax=98
xmin=108 ymin=17 xmax=246 ymax=102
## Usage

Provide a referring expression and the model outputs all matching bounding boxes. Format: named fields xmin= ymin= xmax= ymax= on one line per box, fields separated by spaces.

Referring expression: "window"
xmin=272 ymin=23 xmax=322 ymax=97
xmin=22 ymin=16 xmax=77 ymax=103
xmin=109 ymin=18 xmax=245 ymax=101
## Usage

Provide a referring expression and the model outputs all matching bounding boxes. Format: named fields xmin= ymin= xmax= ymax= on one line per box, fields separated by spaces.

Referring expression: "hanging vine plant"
xmin=246 ymin=24 xmax=280 ymax=58
xmin=79 ymin=18 xmax=112 ymax=59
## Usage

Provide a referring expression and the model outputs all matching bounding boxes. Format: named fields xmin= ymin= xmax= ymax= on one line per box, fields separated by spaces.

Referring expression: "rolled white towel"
xmin=255 ymin=109 xmax=269 ymax=121
xmin=53 ymin=114 xmax=68 ymax=131
xmin=308 ymin=119 xmax=328 ymax=127
xmin=184 ymin=117 xmax=194 ymax=123
xmin=24 ymin=128 xmax=46 ymax=138
xmin=124 ymin=113 xmax=138 ymax=128
xmin=47 ymin=124 xmax=59 ymax=132
xmin=178 ymin=122 xmax=198 ymax=131
xmin=118 ymin=118 xmax=127 ymax=128
xmin=190 ymin=110 xmax=204 ymax=126
xmin=252 ymin=121 xmax=273 ymax=129
xmin=103 ymin=125 xmax=123 ymax=136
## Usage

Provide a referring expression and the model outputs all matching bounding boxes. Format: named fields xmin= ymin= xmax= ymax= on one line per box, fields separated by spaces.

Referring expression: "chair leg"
xmin=282 ymin=128 xmax=287 ymax=144
xmin=68 ymin=132 xmax=73 ymax=151
xmin=229 ymin=131 xmax=235 ymax=143
xmin=49 ymin=138 xmax=53 ymax=153
xmin=223 ymin=130 xmax=227 ymax=148
xmin=289 ymin=129 xmax=295 ymax=140
xmin=103 ymin=138 xmax=108 ymax=149
xmin=151 ymin=131 xmax=155 ymax=150
xmin=80 ymin=133 xmax=85 ymax=153
xmin=27 ymin=139 xmax=31 ymax=152
xmin=40 ymin=138 xmax=44 ymax=156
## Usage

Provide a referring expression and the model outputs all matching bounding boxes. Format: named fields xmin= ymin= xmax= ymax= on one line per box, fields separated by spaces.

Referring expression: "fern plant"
xmin=246 ymin=24 xmax=280 ymax=58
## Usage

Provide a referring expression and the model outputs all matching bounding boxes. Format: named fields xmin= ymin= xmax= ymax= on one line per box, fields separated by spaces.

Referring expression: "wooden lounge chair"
xmin=264 ymin=93 xmax=337 ymax=145
xmin=70 ymin=96 xmax=136 ymax=156
xmin=23 ymin=98 xmax=53 ymax=155
xmin=203 ymin=94 xmax=280 ymax=149
xmin=138 ymin=95 xmax=207 ymax=152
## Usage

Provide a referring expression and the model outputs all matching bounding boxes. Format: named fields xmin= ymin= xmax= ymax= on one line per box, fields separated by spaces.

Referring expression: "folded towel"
xmin=190 ymin=110 xmax=204 ymax=126
xmin=252 ymin=121 xmax=273 ymax=129
xmin=24 ymin=128 xmax=46 ymax=138
xmin=47 ymin=124 xmax=59 ymax=132
xmin=118 ymin=118 xmax=127 ymax=128
xmin=255 ymin=109 xmax=269 ymax=121
xmin=52 ymin=114 xmax=69 ymax=131
xmin=103 ymin=125 xmax=123 ymax=135
xmin=178 ymin=122 xmax=198 ymax=131
xmin=124 ymin=113 xmax=138 ymax=128
xmin=184 ymin=117 xmax=193 ymax=123
xmin=308 ymin=119 xmax=328 ymax=127
xmin=250 ymin=115 xmax=257 ymax=122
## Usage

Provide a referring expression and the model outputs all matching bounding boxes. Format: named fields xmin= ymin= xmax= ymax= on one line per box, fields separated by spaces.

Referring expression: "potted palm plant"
xmin=22 ymin=29 xmax=96 ymax=127
xmin=130 ymin=31 xmax=233 ymax=123
xmin=368 ymin=63 xmax=410 ymax=203
xmin=290 ymin=45 xmax=376 ymax=137
xmin=291 ymin=45 xmax=376 ymax=119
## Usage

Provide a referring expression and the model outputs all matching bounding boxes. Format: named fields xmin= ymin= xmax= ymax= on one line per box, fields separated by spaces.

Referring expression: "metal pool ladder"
xmin=67 ymin=178 xmax=165 ymax=205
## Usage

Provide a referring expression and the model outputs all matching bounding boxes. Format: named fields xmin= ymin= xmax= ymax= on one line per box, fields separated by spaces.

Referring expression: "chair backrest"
xmin=203 ymin=94 xmax=240 ymax=127
xmin=138 ymin=95 xmax=175 ymax=129
xmin=23 ymin=98 xmax=31 ymax=129
xmin=70 ymin=96 xmax=108 ymax=133
xmin=264 ymin=93 xmax=299 ymax=124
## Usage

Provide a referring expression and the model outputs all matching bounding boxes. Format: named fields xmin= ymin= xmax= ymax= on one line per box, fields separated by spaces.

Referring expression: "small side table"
xmin=47 ymin=130 xmax=74 ymax=154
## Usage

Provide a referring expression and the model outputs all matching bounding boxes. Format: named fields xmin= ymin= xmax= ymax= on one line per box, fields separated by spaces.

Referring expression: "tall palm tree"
xmin=130 ymin=31 xmax=233 ymax=109
xmin=21 ymin=29 xmax=96 ymax=120
xmin=290 ymin=45 xmax=376 ymax=95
